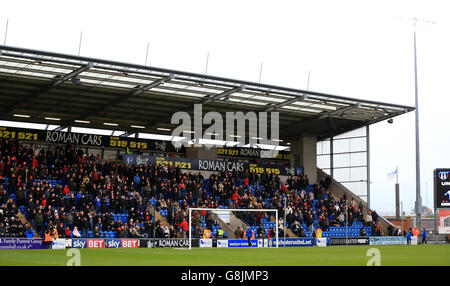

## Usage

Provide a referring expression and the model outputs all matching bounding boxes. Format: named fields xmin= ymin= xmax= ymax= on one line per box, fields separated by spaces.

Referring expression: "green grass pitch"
xmin=0 ymin=244 xmax=449 ymax=266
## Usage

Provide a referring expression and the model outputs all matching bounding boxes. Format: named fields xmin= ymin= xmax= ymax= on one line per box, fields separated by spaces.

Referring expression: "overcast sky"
xmin=1 ymin=0 xmax=449 ymax=215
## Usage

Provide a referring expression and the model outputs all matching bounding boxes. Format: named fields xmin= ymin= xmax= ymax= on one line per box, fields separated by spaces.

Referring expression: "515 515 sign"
xmin=109 ymin=137 xmax=148 ymax=149
xmin=249 ymin=164 xmax=281 ymax=175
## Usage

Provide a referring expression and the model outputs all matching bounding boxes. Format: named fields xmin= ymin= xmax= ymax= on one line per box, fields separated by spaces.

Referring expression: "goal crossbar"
xmin=188 ymin=208 xmax=279 ymax=249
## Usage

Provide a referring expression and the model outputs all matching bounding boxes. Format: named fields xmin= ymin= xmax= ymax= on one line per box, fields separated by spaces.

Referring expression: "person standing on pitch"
xmin=407 ymin=228 xmax=412 ymax=245
xmin=245 ymin=226 xmax=254 ymax=247
xmin=43 ymin=228 xmax=53 ymax=249
xmin=421 ymin=228 xmax=427 ymax=244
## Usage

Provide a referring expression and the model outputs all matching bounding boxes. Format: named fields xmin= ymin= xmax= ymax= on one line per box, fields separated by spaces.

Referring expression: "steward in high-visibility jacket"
xmin=50 ymin=227 xmax=59 ymax=239
xmin=44 ymin=230 xmax=53 ymax=249
xmin=315 ymin=227 xmax=323 ymax=238
xmin=412 ymin=226 xmax=419 ymax=237
xmin=217 ymin=228 xmax=224 ymax=239
xmin=203 ymin=228 xmax=211 ymax=239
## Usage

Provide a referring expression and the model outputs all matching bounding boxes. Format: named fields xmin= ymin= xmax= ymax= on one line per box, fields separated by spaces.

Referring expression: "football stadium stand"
xmin=0 ymin=45 xmax=414 ymax=243
xmin=0 ymin=137 xmax=384 ymax=240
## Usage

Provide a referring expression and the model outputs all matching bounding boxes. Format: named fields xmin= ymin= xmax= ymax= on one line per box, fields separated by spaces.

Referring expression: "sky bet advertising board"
xmin=71 ymin=239 xmax=105 ymax=249
xmin=434 ymin=169 xmax=450 ymax=208
xmin=106 ymin=239 xmax=139 ymax=248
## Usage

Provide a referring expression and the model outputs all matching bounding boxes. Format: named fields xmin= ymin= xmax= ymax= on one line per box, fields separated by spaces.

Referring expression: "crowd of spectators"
xmin=0 ymin=137 xmax=379 ymax=240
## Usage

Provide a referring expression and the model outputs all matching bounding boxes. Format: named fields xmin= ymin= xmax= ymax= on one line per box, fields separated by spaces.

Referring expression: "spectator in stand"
xmin=117 ymin=227 xmax=127 ymax=238
xmin=338 ymin=212 xmax=345 ymax=227
xmin=179 ymin=218 xmax=189 ymax=238
xmin=365 ymin=211 xmax=373 ymax=227
xmin=65 ymin=227 xmax=71 ymax=238
xmin=359 ymin=227 xmax=367 ymax=236
xmin=163 ymin=226 xmax=170 ymax=238
xmin=72 ymin=226 xmax=81 ymax=238
xmin=291 ymin=221 xmax=300 ymax=236
xmin=376 ymin=222 xmax=382 ymax=236
xmin=257 ymin=225 xmax=264 ymax=238
xmin=137 ymin=225 xmax=148 ymax=238
xmin=348 ymin=212 xmax=354 ymax=227
xmin=129 ymin=224 xmax=140 ymax=238
xmin=371 ymin=210 xmax=379 ymax=224
xmin=81 ymin=217 xmax=90 ymax=238
xmin=57 ymin=223 xmax=65 ymax=238
xmin=25 ymin=225 xmax=35 ymax=238
xmin=93 ymin=226 xmax=101 ymax=238
xmin=299 ymin=227 xmax=306 ymax=237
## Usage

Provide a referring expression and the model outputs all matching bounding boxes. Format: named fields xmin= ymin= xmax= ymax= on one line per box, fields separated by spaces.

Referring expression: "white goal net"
xmin=188 ymin=208 xmax=279 ymax=250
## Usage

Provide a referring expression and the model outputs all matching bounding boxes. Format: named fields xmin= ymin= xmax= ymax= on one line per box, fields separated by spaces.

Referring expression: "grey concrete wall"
xmin=290 ymin=135 xmax=317 ymax=183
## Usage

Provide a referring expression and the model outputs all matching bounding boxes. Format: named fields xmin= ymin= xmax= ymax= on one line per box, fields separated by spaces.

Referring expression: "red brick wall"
xmin=387 ymin=217 xmax=411 ymax=232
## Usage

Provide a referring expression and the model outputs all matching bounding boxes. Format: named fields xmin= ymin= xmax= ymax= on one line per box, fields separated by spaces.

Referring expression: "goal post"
xmin=188 ymin=208 xmax=279 ymax=250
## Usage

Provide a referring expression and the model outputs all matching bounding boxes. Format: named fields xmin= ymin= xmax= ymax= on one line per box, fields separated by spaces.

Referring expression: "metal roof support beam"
xmin=202 ymin=84 xmax=245 ymax=105
xmin=263 ymin=95 xmax=307 ymax=112
xmin=280 ymin=103 xmax=361 ymax=139
xmin=52 ymin=62 xmax=93 ymax=87
xmin=130 ymin=73 xmax=175 ymax=97
xmin=120 ymin=131 xmax=135 ymax=137
xmin=2 ymin=62 xmax=93 ymax=115
xmin=53 ymin=124 xmax=68 ymax=132
xmin=328 ymin=117 xmax=337 ymax=133
xmin=77 ymin=74 xmax=175 ymax=120
xmin=317 ymin=111 xmax=404 ymax=140
xmin=316 ymin=103 xmax=361 ymax=121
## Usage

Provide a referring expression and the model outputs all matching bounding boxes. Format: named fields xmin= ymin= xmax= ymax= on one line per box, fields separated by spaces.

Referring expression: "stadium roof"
xmin=0 ymin=45 xmax=414 ymax=141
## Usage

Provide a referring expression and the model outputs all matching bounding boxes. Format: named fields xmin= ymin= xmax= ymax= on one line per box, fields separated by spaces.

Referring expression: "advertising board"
xmin=0 ymin=238 xmax=45 ymax=249
xmin=328 ymin=237 xmax=369 ymax=246
xmin=51 ymin=238 xmax=66 ymax=249
xmin=273 ymin=238 xmax=315 ymax=247
xmin=140 ymin=238 xmax=196 ymax=248
xmin=369 ymin=236 xmax=406 ymax=245
xmin=438 ymin=209 xmax=450 ymax=234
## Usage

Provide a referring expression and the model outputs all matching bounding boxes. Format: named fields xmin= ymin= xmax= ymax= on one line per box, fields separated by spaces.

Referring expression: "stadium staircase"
xmin=269 ymin=215 xmax=298 ymax=238
xmin=155 ymin=211 xmax=174 ymax=229
xmin=212 ymin=211 xmax=298 ymax=239
xmin=317 ymin=168 xmax=396 ymax=235
xmin=215 ymin=211 xmax=255 ymax=239
xmin=284 ymin=228 xmax=297 ymax=238
xmin=16 ymin=210 xmax=39 ymax=238
xmin=2 ymin=178 xmax=39 ymax=238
